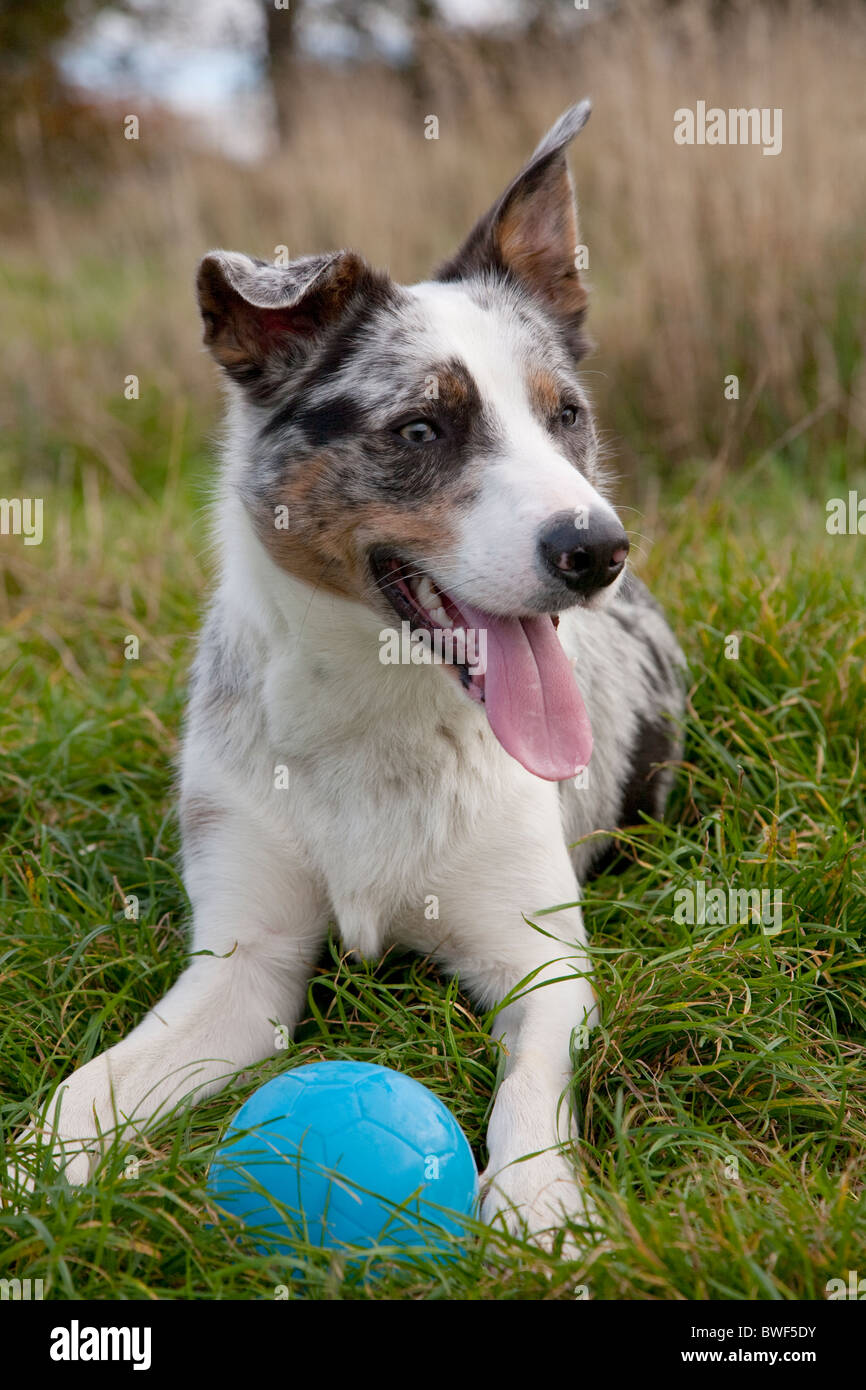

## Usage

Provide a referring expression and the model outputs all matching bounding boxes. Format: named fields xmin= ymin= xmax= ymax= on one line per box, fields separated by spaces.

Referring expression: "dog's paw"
xmin=3 ymin=1123 xmax=93 ymax=1210
xmin=479 ymin=1148 xmax=593 ymax=1257
xmin=4 ymin=1053 xmax=119 ymax=1204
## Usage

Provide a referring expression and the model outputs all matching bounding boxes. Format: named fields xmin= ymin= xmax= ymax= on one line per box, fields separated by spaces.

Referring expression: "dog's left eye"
xmin=559 ymin=405 xmax=580 ymax=428
xmin=397 ymin=420 xmax=440 ymax=444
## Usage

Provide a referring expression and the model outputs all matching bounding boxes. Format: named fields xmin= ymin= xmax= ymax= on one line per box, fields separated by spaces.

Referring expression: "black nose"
xmin=538 ymin=510 xmax=630 ymax=596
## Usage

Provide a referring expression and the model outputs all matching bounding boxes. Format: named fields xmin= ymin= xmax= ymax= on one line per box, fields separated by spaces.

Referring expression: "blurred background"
xmin=2 ymin=0 xmax=865 ymax=501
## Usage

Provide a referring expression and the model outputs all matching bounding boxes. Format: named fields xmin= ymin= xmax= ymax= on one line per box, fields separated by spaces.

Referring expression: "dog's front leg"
xmin=421 ymin=832 xmax=596 ymax=1249
xmin=13 ymin=814 xmax=328 ymax=1191
xmin=479 ymin=927 xmax=595 ymax=1248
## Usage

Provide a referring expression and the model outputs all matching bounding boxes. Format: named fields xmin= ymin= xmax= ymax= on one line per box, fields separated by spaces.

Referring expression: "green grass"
xmin=1 ymin=434 xmax=864 ymax=1299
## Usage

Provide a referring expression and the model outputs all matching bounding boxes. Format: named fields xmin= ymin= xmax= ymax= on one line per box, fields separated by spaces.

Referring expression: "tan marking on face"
xmin=254 ymin=453 xmax=356 ymax=598
xmin=253 ymin=460 xmax=460 ymax=604
xmin=526 ymin=366 xmax=562 ymax=421
xmin=433 ymin=364 xmax=473 ymax=410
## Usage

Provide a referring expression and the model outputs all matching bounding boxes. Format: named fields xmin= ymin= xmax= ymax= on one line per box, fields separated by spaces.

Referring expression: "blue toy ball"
xmin=207 ymin=1061 xmax=478 ymax=1259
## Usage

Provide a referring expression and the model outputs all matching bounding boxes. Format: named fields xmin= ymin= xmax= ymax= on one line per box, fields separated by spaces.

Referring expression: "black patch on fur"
xmin=619 ymin=713 xmax=675 ymax=825
xmin=224 ymin=357 xmax=280 ymax=405
xmin=590 ymin=713 xmax=676 ymax=877
xmin=260 ymin=278 xmax=401 ymax=440
xmin=292 ymin=395 xmax=367 ymax=448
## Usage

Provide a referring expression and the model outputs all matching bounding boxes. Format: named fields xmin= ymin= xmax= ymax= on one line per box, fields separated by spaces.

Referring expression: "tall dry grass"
xmin=2 ymin=0 xmax=865 ymax=496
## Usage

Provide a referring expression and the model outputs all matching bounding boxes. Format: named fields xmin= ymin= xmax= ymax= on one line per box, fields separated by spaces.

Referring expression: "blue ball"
xmin=207 ymin=1062 xmax=478 ymax=1259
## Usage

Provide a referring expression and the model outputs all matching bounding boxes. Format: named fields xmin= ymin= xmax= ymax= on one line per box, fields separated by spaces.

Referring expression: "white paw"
xmin=4 ymin=1053 xmax=120 ymax=1203
xmin=479 ymin=1148 xmax=592 ymax=1256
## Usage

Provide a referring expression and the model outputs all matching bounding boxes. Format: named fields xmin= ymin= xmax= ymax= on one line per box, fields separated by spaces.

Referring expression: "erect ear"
xmin=196 ymin=249 xmax=373 ymax=399
xmin=435 ymin=101 xmax=592 ymax=359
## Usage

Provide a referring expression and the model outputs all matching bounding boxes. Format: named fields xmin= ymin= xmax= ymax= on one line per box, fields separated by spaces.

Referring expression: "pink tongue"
xmin=456 ymin=603 xmax=593 ymax=782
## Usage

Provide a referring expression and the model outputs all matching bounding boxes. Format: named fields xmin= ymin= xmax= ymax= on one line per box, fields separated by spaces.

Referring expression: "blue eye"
xmin=559 ymin=405 xmax=580 ymax=428
xmin=398 ymin=420 xmax=439 ymax=444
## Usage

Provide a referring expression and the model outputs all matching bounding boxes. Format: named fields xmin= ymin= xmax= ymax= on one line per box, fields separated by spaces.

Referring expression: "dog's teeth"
xmin=415 ymin=575 xmax=439 ymax=610
xmin=413 ymin=573 xmax=453 ymax=628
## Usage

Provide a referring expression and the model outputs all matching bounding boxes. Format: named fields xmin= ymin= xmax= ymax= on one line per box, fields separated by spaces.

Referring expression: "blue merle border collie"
xmin=23 ymin=102 xmax=684 ymax=1249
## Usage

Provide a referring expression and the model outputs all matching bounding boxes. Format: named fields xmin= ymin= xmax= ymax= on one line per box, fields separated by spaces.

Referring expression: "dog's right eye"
xmin=396 ymin=420 xmax=439 ymax=444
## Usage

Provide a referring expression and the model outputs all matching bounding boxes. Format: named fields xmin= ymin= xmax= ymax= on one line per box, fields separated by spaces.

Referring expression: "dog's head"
xmin=198 ymin=102 xmax=628 ymax=780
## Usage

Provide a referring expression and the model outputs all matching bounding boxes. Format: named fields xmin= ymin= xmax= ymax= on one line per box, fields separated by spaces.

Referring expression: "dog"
xmin=17 ymin=101 xmax=684 ymax=1247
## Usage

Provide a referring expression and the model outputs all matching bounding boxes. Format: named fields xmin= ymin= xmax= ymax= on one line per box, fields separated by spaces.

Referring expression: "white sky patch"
xmin=56 ymin=0 xmax=531 ymax=160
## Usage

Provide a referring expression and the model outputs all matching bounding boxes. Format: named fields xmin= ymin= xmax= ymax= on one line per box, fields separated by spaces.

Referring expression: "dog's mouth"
xmin=369 ymin=548 xmax=593 ymax=782
xmin=370 ymin=549 xmax=485 ymax=701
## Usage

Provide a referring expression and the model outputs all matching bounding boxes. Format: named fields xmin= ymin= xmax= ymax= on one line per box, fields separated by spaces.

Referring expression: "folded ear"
xmin=196 ymin=249 xmax=374 ymax=399
xmin=435 ymin=101 xmax=592 ymax=359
